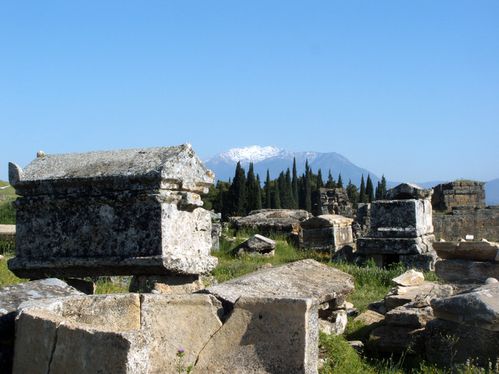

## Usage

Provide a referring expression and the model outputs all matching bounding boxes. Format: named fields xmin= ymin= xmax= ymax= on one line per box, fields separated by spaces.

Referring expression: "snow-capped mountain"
xmin=206 ymin=145 xmax=379 ymax=186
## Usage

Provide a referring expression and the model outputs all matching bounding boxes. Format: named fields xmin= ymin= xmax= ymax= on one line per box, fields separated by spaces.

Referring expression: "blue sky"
xmin=1 ymin=1 xmax=498 ymax=183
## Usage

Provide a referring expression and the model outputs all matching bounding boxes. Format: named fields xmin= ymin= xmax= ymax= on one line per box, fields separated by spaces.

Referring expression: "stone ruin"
xmin=1 ymin=145 xmax=359 ymax=373
xmin=300 ymin=214 xmax=354 ymax=254
xmin=312 ymin=187 xmax=354 ymax=218
xmin=7 ymin=144 xmax=218 ymax=279
xmin=356 ymin=183 xmax=437 ymax=270
xmin=432 ymin=180 xmax=486 ymax=212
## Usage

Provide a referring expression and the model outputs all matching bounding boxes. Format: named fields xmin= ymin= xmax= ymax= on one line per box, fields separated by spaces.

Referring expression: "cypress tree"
xmin=326 ymin=169 xmax=335 ymax=188
xmin=304 ymin=170 xmax=312 ymax=212
xmin=273 ymin=180 xmax=281 ymax=209
xmin=292 ymin=157 xmax=299 ymax=207
xmin=228 ymin=162 xmax=247 ymax=215
xmin=337 ymin=173 xmax=343 ymax=188
xmin=359 ymin=174 xmax=367 ymax=203
xmin=255 ymin=174 xmax=262 ymax=209
xmin=246 ymin=163 xmax=258 ymax=213
xmin=380 ymin=175 xmax=387 ymax=199
xmin=317 ymin=169 xmax=324 ymax=189
xmin=375 ymin=181 xmax=382 ymax=201
xmin=346 ymin=179 xmax=359 ymax=206
xmin=366 ymin=174 xmax=374 ymax=203
xmin=283 ymin=168 xmax=295 ymax=208
xmin=264 ymin=170 xmax=272 ymax=209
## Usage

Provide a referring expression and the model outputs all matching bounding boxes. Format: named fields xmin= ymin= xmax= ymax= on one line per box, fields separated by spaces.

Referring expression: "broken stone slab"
xmin=431 ymin=283 xmax=499 ymax=331
xmin=425 ymin=319 xmax=499 ymax=368
xmin=233 ymin=234 xmax=276 ymax=256
xmin=384 ymin=282 xmax=453 ymax=311
xmin=0 ymin=224 xmax=15 ymax=240
xmin=13 ymin=293 xmax=224 ymax=374
xmin=399 ymin=252 xmax=438 ymax=271
xmin=128 ymin=274 xmax=205 ymax=294
xmin=384 ymin=305 xmax=434 ymax=328
xmin=354 ymin=310 xmax=385 ymax=326
xmin=230 ymin=209 xmax=311 ymax=235
xmin=0 ymin=279 xmax=82 ymax=373
xmin=385 ymin=183 xmax=433 ymax=201
xmin=434 ymin=240 xmax=499 ymax=262
xmin=194 ymin=297 xmax=318 ymax=374
xmin=203 ymin=259 xmax=354 ymax=307
xmin=8 ymin=144 xmax=218 ymax=279
xmin=391 ymin=269 xmax=425 ymax=287
xmin=435 ymin=259 xmax=499 ymax=283
xmin=368 ymin=325 xmax=425 ymax=354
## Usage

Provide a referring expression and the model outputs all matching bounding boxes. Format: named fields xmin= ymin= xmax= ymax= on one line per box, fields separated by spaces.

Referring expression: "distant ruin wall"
xmin=433 ymin=207 xmax=499 ymax=242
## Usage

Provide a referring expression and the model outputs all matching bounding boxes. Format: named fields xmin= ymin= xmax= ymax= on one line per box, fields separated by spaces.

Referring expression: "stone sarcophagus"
xmin=8 ymin=144 xmax=218 ymax=278
xmin=300 ymin=214 xmax=354 ymax=253
xmin=357 ymin=183 xmax=437 ymax=270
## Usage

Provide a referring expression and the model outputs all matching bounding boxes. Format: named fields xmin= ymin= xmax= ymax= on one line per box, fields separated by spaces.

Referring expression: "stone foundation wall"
xmin=433 ymin=207 xmax=499 ymax=241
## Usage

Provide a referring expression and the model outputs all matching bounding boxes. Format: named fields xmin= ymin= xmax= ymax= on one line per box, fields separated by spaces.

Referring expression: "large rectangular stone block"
xmin=300 ymin=215 xmax=354 ymax=252
xmin=8 ymin=145 xmax=217 ymax=278
xmin=369 ymin=199 xmax=433 ymax=238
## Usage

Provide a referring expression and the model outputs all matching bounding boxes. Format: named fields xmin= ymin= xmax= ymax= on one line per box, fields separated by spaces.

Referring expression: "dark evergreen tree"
xmin=359 ymin=174 xmax=367 ymax=203
xmin=292 ymin=157 xmax=299 ymax=207
xmin=380 ymin=175 xmax=387 ymax=199
xmin=326 ymin=169 xmax=335 ymax=188
xmin=255 ymin=175 xmax=262 ymax=210
xmin=346 ymin=179 xmax=359 ymax=206
xmin=337 ymin=173 xmax=343 ymax=188
xmin=282 ymin=168 xmax=295 ymax=208
xmin=264 ymin=169 xmax=272 ymax=209
xmin=228 ymin=162 xmax=247 ymax=215
xmin=304 ymin=170 xmax=312 ymax=212
xmin=317 ymin=169 xmax=324 ymax=189
xmin=245 ymin=163 xmax=259 ymax=212
xmin=273 ymin=180 xmax=281 ymax=209
xmin=366 ymin=174 xmax=374 ymax=203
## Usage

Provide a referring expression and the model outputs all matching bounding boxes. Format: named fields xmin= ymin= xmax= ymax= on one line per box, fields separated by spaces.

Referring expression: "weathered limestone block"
xmin=368 ymin=326 xmax=425 ymax=354
xmin=8 ymin=145 xmax=218 ymax=278
xmin=391 ymin=269 xmax=425 ymax=287
xmin=300 ymin=215 xmax=354 ymax=252
xmin=0 ymin=279 xmax=82 ymax=373
xmin=233 ymin=234 xmax=276 ymax=256
xmin=368 ymin=199 xmax=433 ymax=238
xmin=357 ymin=235 xmax=435 ymax=256
xmin=312 ymin=188 xmax=354 ymax=218
xmin=434 ymin=240 xmax=499 ymax=261
xmin=0 ymin=224 xmax=15 ymax=241
xmin=385 ymin=183 xmax=433 ymax=201
xmin=435 ymin=259 xmax=499 ymax=283
xmin=13 ymin=293 xmax=223 ymax=374
xmin=195 ymin=297 xmax=318 ymax=374
xmin=128 ymin=274 xmax=204 ymax=294
xmin=384 ymin=305 xmax=433 ymax=328
xmin=319 ymin=309 xmax=348 ymax=336
xmin=425 ymin=319 xmax=499 ymax=368
xmin=230 ymin=209 xmax=311 ymax=236
xmin=384 ymin=282 xmax=453 ymax=311
xmin=431 ymin=283 xmax=499 ymax=331
xmin=210 ymin=211 xmax=222 ymax=251
xmin=432 ymin=180 xmax=486 ymax=212
xmin=204 ymin=259 xmax=354 ymax=307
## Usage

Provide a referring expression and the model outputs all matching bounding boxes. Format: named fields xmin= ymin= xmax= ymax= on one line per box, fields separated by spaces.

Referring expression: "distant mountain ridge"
xmin=206 ymin=146 xmax=499 ymax=206
xmin=206 ymin=146 xmax=379 ymax=187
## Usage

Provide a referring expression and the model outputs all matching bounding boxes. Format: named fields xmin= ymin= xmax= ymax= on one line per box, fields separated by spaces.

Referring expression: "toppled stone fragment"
xmin=384 ymin=305 xmax=433 ymax=328
xmin=233 ymin=234 xmax=276 ymax=256
xmin=354 ymin=310 xmax=385 ymax=326
xmin=8 ymin=145 xmax=218 ymax=278
xmin=384 ymin=282 xmax=453 ymax=311
xmin=230 ymin=209 xmax=311 ymax=236
xmin=391 ymin=269 xmax=425 ymax=287
xmin=435 ymin=259 xmax=499 ymax=283
xmin=195 ymin=297 xmax=318 ymax=374
xmin=431 ymin=283 xmax=499 ymax=331
xmin=319 ymin=310 xmax=348 ymax=336
xmin=433 ymin=240 xmax=499 ymax=262
xmin=0 ymin=224 xmax=15 ymax=240
xmin=204 ymin=259 xmax=354 ymax=307
xmin=368 ymin=326 xmax=425 ymax=354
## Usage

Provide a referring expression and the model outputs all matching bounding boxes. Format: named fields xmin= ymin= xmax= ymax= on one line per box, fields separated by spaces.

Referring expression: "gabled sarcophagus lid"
xmin=8 ymin=144 xmax=218 ymax=279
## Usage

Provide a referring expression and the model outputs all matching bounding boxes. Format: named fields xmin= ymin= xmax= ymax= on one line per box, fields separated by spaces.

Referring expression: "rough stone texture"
xmin=385 ymin=305 xmax=433 ymax=328
xmin=0 ymin=224 xmax=15 ymax=240
xmin=319 ymin=310 xmax=348 ymax=336
xmin=432 ymin=180 xmax=486 ymax=212
xmin=434 ymin=240 xmax=499 ymax=261
xmin=128 ymin=274 xmax=204 ymax=294
xmin=431 ymin=283 xmax=499 ymax=331
xmin=8 ymin=145 xmax=218 ymax=278
xmin=355 ymin=203 xmax=371 ymax=238
xmin=391 ymin=269 xmax=425 ymax=287
xmin=230 ymin=209 xmax=311 ymax=236
xmin=433 ymin=207 xmax=499 ymax=242
xmin=354 ymin=310 xmax=385 ymax=326
xmin=233 ymin=234 xmax=276 ymax=256
xmin=0 ymin=279 xmax=82 ymax=373
xmin=204 ymin=259 xmax=354 ymax=307
xmin=386 ymin=183 xmax=432 ymax=201
xmin=435 ymin=259 xmax=499 ymax=283
xmin=300 ymin=215 xmax=353 ymax=253
xmin=210 ymin=211 xmax=222 ymax=251
xmin=425 ymin=319 xmax=499 ymax=368
xmin=368 ymin=326 xmax=425 ymax=354
xmin=312 ymin=188 xmax=354 ymax=218
xmin=356 ymin=183 xmax=437 ymax=270
xmin=384 ymin=282 xmax=453 ymax=311
xmin=195 ymin=297 xmax=319 ymax=374
xmin=13 ymin=293 xmax=224 ymax=374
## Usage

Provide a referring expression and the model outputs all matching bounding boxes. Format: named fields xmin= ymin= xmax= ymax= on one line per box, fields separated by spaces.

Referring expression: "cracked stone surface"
xmin=8 ymin=145 xmax=218 ymax=278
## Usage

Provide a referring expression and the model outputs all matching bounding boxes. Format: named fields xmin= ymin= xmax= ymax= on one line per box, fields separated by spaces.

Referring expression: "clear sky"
xmin=1 ymin=1 xmax=498 ymax=183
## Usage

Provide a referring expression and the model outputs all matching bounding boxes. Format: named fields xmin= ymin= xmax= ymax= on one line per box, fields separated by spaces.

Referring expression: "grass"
xmin=0 ymin=181 xmax=16 ymax=224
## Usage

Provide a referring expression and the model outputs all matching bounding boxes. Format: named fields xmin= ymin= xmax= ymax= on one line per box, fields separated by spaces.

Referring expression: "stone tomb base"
xmin=13 ymin=293 xmax=318 ymax=374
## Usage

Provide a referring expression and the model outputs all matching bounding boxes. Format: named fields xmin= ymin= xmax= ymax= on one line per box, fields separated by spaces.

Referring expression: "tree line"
xmin=203 ymin=158 xmax=387 ymax=218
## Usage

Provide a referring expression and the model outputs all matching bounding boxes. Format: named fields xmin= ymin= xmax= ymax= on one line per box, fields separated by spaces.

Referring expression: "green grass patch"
xmin=0 ymin=254 xmax=24 ymax=287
